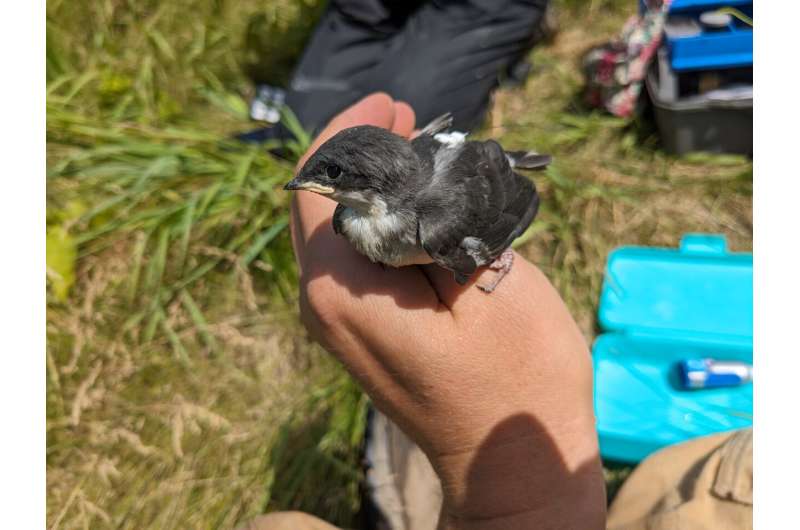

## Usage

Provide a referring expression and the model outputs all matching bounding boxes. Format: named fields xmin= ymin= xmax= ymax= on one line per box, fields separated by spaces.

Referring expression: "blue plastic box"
xmin=593 ymin=234 xmax=752 ymax=463
xmin=640 ymin=0 xmax=751 ymax=14
xmin=640 ymin=0 xmax=753 ymax=71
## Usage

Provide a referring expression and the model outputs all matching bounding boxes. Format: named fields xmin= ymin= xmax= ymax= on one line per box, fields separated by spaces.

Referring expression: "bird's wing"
xmin=417 ymin=140 xmax=540 ymax=283
xmin=332 ymin=203 xmax=347 ymax=235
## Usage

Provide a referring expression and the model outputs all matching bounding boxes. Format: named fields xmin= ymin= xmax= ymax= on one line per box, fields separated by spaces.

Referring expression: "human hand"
xmin=289 ymin=93 xmax=605 ymax=529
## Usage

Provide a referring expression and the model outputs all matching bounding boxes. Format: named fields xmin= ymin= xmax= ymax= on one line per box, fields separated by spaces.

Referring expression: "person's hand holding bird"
xmin=286 ymin=93 xmax=605 ymax=529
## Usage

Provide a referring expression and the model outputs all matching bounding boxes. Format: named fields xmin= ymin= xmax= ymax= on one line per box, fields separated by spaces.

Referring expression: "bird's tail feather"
xmin=420 ymin=113 xmax=454 ymax=136
xmin=506 ymin=151 xmax=552 ymax=171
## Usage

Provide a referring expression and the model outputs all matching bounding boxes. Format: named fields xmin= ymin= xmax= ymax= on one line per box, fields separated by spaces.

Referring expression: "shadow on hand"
xmin=301 ymin=219 xmax=470 ymax=311
xmin=439 ymin=412 xmax=606 ymax=528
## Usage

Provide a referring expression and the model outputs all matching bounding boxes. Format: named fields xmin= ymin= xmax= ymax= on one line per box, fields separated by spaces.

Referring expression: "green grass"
xmin=46 ymin=1 xmax=752 ymax=528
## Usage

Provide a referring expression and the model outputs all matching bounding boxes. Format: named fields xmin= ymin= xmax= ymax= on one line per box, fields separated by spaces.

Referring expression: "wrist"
xmin=431 ymin=413 xmax=606 ymax=530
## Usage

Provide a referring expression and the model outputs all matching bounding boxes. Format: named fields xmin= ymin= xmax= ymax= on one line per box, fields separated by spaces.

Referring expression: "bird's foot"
xmin=477 ymin=248 xmax=514 ymax=293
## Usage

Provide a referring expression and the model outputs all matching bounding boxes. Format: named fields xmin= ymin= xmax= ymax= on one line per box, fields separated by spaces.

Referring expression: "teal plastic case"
xmin=593 ymin=234 xmax=752 ymax=463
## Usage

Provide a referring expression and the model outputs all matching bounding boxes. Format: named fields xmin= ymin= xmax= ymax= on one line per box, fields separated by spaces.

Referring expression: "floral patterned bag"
xmin=582 ymin=0 xmax=671 ymax=117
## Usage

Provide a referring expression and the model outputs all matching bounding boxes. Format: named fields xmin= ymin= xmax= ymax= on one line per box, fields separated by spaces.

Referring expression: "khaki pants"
xmin=239 ymin=412 xmax=752 ymax=530
xmin=607 ymin=427 xmax=752 ymax=530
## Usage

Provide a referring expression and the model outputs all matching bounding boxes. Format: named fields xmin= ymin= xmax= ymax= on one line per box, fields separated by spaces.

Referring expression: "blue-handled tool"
xmin=679 ymin=358 xmax=753 ymax=390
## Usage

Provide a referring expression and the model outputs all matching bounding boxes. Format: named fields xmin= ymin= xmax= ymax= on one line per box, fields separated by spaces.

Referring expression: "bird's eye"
xmin=326 ymin=165 xmax=342 ymax=179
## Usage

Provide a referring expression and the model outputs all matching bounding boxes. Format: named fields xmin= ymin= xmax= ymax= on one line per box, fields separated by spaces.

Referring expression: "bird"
xmin=284 ymin=114 xmax=550 ymax=293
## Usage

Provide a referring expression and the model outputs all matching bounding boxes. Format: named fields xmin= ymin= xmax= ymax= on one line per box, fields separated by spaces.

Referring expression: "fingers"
xmin=290 ymin=192 xmax=336 ymax=247
xmin=298 ymin=238 xmax=456 ymax=396
xmin=329 ymin=92 xmax=397 ymax=131
xmin=421 ymin=263 xmax=479 ymax=309
xmin=391 ymin=101 xmax=416 ymax=137
xmin=296 ymin=92 xmax=398 ymax=170
xmin=289 ymin=192 xmax=337 ymax=274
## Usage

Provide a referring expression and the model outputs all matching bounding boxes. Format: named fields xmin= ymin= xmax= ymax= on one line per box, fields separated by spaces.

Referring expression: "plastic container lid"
xmin=669 ymin=0 xmax=751 ymax=12
xmin=598 ymin=234 xmax=752 ymax=342
xmin=640 ymin=0 xmax=752 ymax=14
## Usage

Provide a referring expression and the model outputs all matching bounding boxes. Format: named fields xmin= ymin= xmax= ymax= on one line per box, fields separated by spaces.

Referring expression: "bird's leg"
xmin=477 ymin=248 xmax=514 ymax=293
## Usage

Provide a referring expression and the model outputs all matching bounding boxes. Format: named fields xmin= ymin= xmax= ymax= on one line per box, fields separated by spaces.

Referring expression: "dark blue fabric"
xmin=237 ymin=0 xmax=548 ymax=144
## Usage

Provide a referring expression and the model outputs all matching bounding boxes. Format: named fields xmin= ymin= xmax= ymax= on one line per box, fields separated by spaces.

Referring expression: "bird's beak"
xmin=284 ymin=177 xmax=335 ymax=195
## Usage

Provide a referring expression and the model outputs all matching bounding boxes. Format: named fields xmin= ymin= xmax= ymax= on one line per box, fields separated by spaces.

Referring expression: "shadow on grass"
xmin=265 ymin=371 xmax=368 ymax=528
xmin=603 ymin=460 xmax=636 ymax=505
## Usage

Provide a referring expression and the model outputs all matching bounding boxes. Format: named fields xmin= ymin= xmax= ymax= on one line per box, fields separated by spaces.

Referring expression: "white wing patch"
xmin=461 ymin=236 xmax=490 ymax=266
xmin=433 ymin=131 xmax=468 ymax=147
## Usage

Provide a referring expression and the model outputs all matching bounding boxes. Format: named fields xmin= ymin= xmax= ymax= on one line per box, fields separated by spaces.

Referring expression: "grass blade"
xmin=176 ymin=197 xmax=197 ymax=275
xmin=127 ymin=230 xmax=152 ymax=302
xmin=143 ymin=304 xmax=164 ymax=343
xmin=180 ymin=290 xmax=219 ymax=356
xmin=144 ymin=228 xmax=170 ymax=295
xmin=240 ymin=215 xmax=289 ymax=266
xmin=161 ymin=318 xmax=190 ymax=366
xmin=233 ymin=150 xmax=257 ymax=191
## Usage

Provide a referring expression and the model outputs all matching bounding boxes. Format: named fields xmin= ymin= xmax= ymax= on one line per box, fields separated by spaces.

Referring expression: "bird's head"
xmin=285 ymin=125 xmax=418 ymax=213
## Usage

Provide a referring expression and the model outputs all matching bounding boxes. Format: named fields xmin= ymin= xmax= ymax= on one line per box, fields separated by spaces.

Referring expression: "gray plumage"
xmin=285 ymin=113 xmax=550 ymax=285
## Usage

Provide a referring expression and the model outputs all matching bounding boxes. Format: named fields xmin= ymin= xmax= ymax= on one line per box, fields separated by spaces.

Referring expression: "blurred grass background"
xmin=46 ymin=0 xmax=752 ymax=528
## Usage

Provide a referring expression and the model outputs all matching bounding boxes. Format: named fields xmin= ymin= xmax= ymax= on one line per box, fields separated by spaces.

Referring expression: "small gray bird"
xmin=285 ymin=114 xmax=550 ymax=292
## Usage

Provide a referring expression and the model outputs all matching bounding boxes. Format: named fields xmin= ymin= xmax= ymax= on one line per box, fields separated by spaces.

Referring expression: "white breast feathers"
xmin=338 ymin=204 xmax=431 ymax=267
